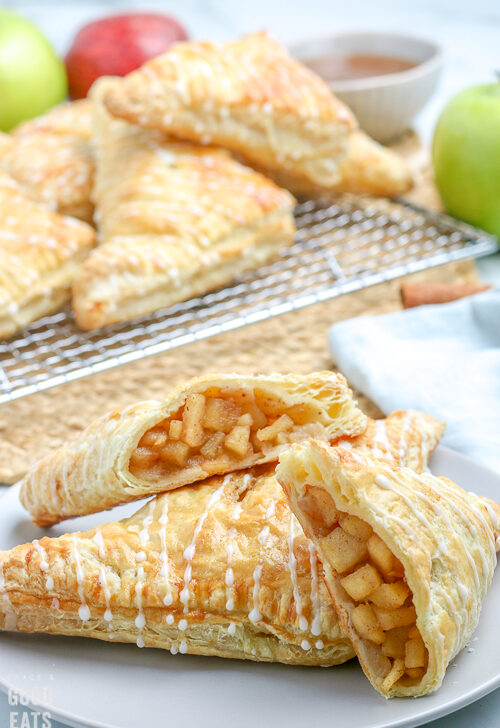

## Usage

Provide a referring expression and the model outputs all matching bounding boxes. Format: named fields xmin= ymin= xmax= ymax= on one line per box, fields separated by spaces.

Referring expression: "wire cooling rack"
xmin=0 ymin=196 xmax=497 ymax=405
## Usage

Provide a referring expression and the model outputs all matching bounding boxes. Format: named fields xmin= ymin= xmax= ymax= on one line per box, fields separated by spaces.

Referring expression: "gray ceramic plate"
xmin=0 ymin=446 xmax=499 ymax=728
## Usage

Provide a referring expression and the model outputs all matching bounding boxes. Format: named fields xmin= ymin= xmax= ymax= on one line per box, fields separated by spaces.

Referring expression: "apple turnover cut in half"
xmin=0 ymin=173 xmax=96 ymax=338
xmin=71 ymin=79 xmax=296 ymax=330
xmin=277 ymin=442 xmax=500 ymax=697
xmin=20 ymin=371 xmax=367 ymax=527
xmin=333 ymin=409 xmax=445 ymax=474
xmin=2 ymin=468 xmax=354 ymax=666
xmin=103 ymin=32 xmax=412 ymax=198
xmin=0 ymin=100 xmax=94 ymax=223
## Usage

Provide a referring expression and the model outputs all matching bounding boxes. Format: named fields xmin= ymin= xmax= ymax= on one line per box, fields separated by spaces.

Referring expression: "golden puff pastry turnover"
xmin=2 ymin=468 xmax=354 ymax=666
xmin=102 ymin=33 xmax=360 ymax=195
xmin=277 ymin=442 xmax=500 ymax=697
xmin=72 ymin=78 xmax=296 ymax=330
xmin=332 ymin=410 xmax=445 ymax=473
xmin=20 ymin=371 xmax=367 ymax=527
xmin=0 ymin=173 xmax=96 ymax=338
xmin=1 ymin=100 xmax=94 ymax=223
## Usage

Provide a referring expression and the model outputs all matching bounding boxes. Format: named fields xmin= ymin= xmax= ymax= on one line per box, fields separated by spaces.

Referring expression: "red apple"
xmin=65 ymin=12 xmax=188 ymax=99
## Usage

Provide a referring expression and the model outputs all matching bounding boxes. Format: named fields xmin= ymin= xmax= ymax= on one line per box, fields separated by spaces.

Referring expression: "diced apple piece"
xmin=374 ymin=605 xmax=416 ymax=631
xmin=228 ymin=390 xmax=267 ymax=429
xmin=201 ymin=458 xmax=233 ymax=475
xmin=381 ymin=658 xmax=405 ymax=692
xmin=351 ymin=604 xmax=385 ymax=644
xmin=169 ymin=420 xmax=183 ymax=440
xmin=182 ymin=394 xmax=206 ymax=447
xmin=298 ymin=487 xmax=339 ymax=537
xmin=341 ymin=564 xmax=382 ymax=602
xmin=141 ymin=428 xmax=168 ymax=449
xmin=237 ymin=413 xmax=253 ymax=427
xmin=408 ymin=625 xmax=420 ymax=639
xmin=406 ymin=667 xmax=425 ymax=680
xmin=369 ymin=581 xmax=410 ymax=609
xmin=367 ymin=533 xmax=395 ymax=576
xmin=339 ymin=513 xmax=373 ymax=541
xmin=200 ymin=432 xmax=225 ymax=459
xmin=382 ymin=627 xmax=409 ymax=658
xmin=257 ymin=414 xmax=294 ymax=442
xmin=254 ymin=390 xmax=286 ymax=416
xmin=203 ymin=397 xmax=240 ymax=433
xmin=225 ymin=424 xmax=251 ymax=457
xmin=159 ymin=441 xmax=190 ymax=466
xmin=321 ymin=527 xmax=368 ymax=574
xmin=130 ymin=447 xmax=158 ymax=469
xmin=405 ymin=636 xmax=426 ymax=668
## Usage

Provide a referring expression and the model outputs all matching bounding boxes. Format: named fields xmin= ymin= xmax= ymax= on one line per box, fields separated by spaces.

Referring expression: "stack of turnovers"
xmin=277 ymin=441 xmax=500 ymax=697
xmin=72 ymin=80 xmax=296 ymax=330
xmin=0 ymin=32 xmax=412 ymax=336
xmin=0 ymin=100 xmax=94 ymax=223
xmin=103 ymin=32 xmax=412 ymax=198
xmin=0 ymin=173 xmax=96 ymax=338
xmin=1 ymin=371 xmax=453 ymax=675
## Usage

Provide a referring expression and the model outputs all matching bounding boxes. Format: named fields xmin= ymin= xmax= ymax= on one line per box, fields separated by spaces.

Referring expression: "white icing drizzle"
xmin=248 ymin=564 xmax=263 ymax=624
xmin=179 ymin=640 xmax=188 ymax=654
xmin=99 ymin=567 xmax=113 ymax=626
xmin=301 ymin=639 xmax=311 ymax=651
xmin=315 ymin=639 xmax=324 ymax=649
xmin=258 ymin=525 xmax=270 ymax=546
xmin=180 ymin=483 xmax=225 ymax=612
xmin=92 ymin=529 xmax=106 ymax=559
xmin=33 ymin=539 xmax=54 ymax=591
xmin=288 ymin=515 xmax=308 ymax=631
xmin=308 ymin=542 xmax=322 ymax=636
xmin=159 ymin=499 xmax=173 ymax=606
xmin=372 ymin=420 xmax=393 ymax=461
xmin=72 ymin=535 xmax=90 ymax=622
xmin=178 ymin=619 xmax=187 ymax=631
xmin=166 ymin=614 xmax=175 ymax=625
xmin=228 ymin=622 xmax=236 ymax=636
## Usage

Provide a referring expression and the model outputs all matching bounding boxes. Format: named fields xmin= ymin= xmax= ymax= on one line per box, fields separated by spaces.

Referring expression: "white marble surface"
xmin=1 ymin=0 xmax=500 ymax=725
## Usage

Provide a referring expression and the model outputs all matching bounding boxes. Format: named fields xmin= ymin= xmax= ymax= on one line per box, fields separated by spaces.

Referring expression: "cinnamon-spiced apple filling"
xmin=299 ymin=486 xmax=428 ymax=691
xmin=130 ymin=387 xmax=327 ymax=481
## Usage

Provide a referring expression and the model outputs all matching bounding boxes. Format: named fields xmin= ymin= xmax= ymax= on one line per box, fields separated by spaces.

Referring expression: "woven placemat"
xmin=0 ymin=133 xmax=479 ymax=483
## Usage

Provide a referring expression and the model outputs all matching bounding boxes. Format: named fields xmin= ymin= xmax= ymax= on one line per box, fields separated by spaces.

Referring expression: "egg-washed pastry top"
xmin=72 ymin=78 xmax=296 ymax=330
xmin=0 ymin=173 xmax=96 ymax=338
xmin=2 ymin=467 xmax=353 ymax=666
xmin=0 ymin=100 xmax=94 ymax=223
xmin=20 ymin=371 xmax=367 ymax=527
xmin=277 ymin=441 xmax=500 ymax=697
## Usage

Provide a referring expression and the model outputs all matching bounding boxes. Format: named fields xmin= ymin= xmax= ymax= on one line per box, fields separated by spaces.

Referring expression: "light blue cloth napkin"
xmin=329 ymin=290 xmax=500 ymax=473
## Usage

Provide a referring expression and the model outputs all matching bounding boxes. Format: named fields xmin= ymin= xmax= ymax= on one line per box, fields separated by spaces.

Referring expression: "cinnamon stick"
xmin=401 ymin=281 xmax=491 ymax=308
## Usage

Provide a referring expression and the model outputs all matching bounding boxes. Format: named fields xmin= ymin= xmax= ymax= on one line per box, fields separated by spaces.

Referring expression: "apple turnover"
xmin=0 ymin=173 xmax=96 ymax=338
xmin=277 ymin=442 xmax=500 ymax=697
xmin=0 ymin=100 xmax=94 ymax=223
xmin=20 ymin=372 xmax=367 ymax=527
xmin=72 ymin=79 xmax=296 ymax=329
xmin=103 ymin=33 xmax=412 ymax=198
xmin=2 ymin=468 xmax=354 ymax=665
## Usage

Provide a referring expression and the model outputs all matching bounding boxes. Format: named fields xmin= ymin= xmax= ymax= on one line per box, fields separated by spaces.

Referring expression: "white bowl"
xmin=290 ymin=33 xmax=443 ymax=143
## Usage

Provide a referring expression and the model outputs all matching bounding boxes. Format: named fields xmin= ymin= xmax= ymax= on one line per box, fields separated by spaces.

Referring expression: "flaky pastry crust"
xmin=2 ymin=468 xmax=353 ymax=665
xmin=72 ymin=79 xmax=296 ymax=329
xmin=0 ymin=173 xmax=96 ymax=338
xmin=20 ymin=371 xmax=367 ymax=527
xmin=277 ymin=442 xmax=499 ymax=697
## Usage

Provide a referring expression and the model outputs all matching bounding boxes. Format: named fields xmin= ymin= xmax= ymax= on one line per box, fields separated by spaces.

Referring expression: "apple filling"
xmin=299 ymin=486 xmax=428 ymax=691
xmin=130 ymin=388 xmax=326 ymax=481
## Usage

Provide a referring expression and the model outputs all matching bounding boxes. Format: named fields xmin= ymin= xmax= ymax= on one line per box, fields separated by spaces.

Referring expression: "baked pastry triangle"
xmin=72 ymin=78 xmax=296 ymax=329
xmin=332 ymin=410 xmax=445 ymax=473
xmin=20 ymin=371 xmax=367 ymax=527
xmin=277 ymin=441 xmax=499 ymax=697
xmin=0 ymin=173 xmax=96 ymax=338
xmin=0 ymin=100 xmax=94 ymax=223
xmin=103 ymin=33 xmax=412 ymax=198
xmin=2 ymin=467 xmax=353 ymax=665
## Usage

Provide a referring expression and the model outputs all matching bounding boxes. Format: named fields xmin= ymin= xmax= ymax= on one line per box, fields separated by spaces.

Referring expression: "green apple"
xmin=432 ymin=84 xmax=500 ymax=238
xmin=0 ymin=9 xmax=67 ymax=131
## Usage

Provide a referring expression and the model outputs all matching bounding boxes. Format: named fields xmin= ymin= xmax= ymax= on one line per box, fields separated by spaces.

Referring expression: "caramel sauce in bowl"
xmin=290 ymin=33 xmax=442 ymax=143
